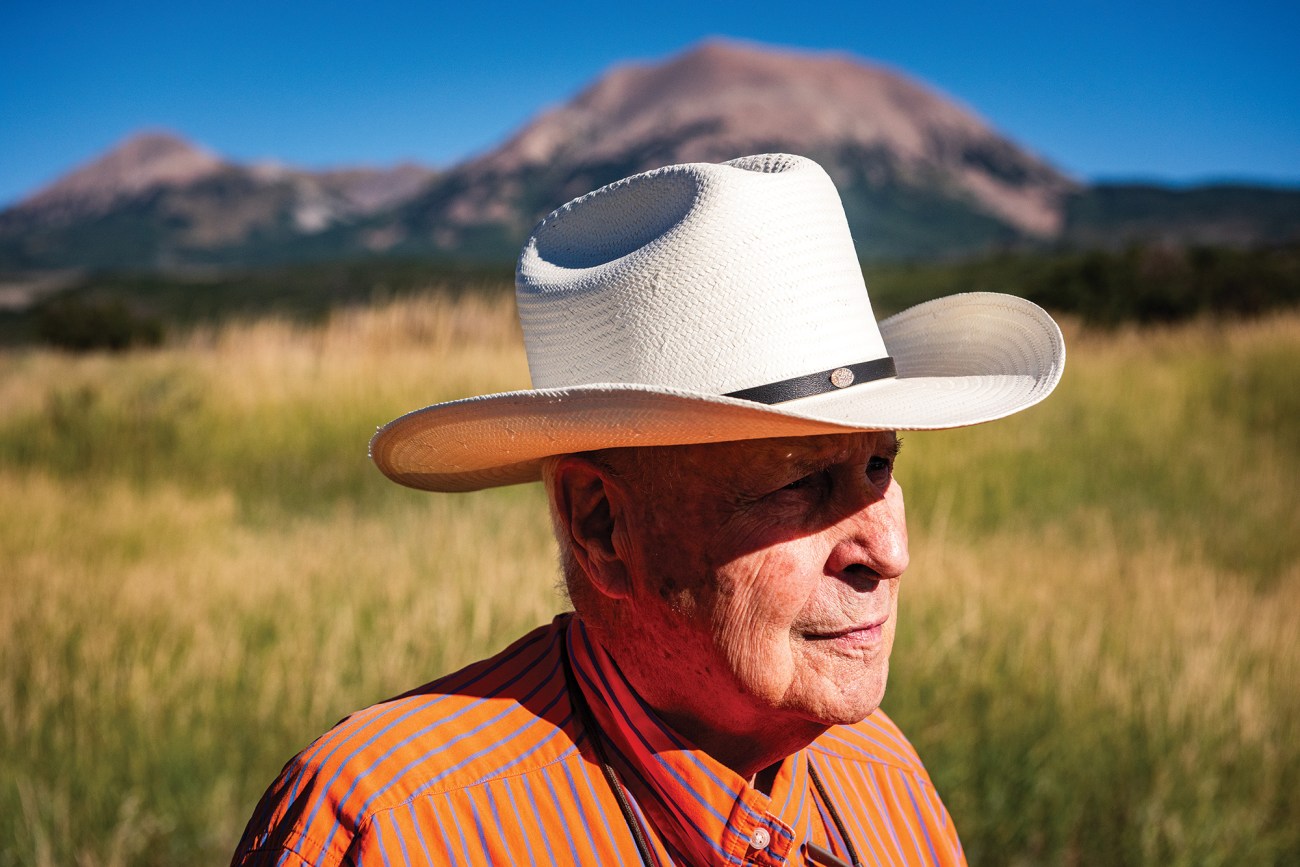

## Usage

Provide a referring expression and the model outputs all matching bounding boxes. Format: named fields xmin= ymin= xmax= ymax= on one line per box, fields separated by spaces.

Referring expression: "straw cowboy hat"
xmin=370 ymin=153 xmax=1065 ymax=492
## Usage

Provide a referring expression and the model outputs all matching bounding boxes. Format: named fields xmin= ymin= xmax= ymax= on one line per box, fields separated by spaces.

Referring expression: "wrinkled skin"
xmin=552 ymin=431 xmax=909 ymax=778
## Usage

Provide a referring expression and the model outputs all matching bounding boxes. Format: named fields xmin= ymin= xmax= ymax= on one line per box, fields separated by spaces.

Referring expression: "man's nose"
xmin=825 ymin=483 xmax=909 ymax=582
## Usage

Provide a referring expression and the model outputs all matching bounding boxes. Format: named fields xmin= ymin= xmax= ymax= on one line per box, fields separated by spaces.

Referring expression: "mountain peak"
xmin=449 ymin=39 xmax=1074 ymax=241
xmin=20 ymin=130 xmax=226 ymax=218
xmin=496 ymin=39 xmax=993 ymax=155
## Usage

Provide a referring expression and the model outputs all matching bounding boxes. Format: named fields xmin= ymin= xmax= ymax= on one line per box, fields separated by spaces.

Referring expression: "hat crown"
xmin=516 ymin=154 xmax=888 ymax=395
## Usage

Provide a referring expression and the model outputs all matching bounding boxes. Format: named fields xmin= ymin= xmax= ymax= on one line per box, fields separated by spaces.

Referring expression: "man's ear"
xmin=550 ymin=455 xmax=633 ymax=600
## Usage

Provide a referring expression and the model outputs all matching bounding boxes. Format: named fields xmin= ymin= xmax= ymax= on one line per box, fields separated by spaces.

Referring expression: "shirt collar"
xmin=566 ymin=616 xmax=820 ymax=866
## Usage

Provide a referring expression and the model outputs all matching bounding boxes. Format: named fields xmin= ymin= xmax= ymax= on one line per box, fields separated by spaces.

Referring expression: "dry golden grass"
xmin=1 ymin=294 xmax=1297 ymax=865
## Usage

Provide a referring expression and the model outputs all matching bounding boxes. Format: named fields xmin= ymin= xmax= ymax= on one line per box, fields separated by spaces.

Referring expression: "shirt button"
xmin=750 ymin=827 xmax=771 ymax=850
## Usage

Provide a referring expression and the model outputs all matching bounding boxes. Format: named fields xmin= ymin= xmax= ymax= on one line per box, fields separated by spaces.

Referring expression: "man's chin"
xmin=817 ymin=655 xmax=889 ymax=716
xmin=822 ymin=700 xmax=885 ymax=726
xmin=801 ymin=683 xmax=889 ymax=727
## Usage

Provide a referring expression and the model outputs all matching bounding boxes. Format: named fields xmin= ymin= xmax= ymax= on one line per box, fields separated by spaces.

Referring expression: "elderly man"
xmin=233 ymin=154 xmax=1063 ymax=866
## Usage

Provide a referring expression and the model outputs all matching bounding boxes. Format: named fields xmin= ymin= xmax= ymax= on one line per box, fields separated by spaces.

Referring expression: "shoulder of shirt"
xmin=257 ymin=618 xmax=580 ymax=842
xmin=807 ymin=707 xmax=934 ymax=781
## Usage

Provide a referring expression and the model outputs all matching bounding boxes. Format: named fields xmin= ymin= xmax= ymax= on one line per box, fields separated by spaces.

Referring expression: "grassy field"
xmin=1 ymin=291 xmax=1297 ymax=866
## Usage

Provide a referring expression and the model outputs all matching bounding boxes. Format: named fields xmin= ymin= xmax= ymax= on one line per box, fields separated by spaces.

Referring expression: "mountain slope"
xmin=1063 ymin=183 xmax=1300 ymax=248
xmin=384 ymin=39 xmax=1078 ymax=259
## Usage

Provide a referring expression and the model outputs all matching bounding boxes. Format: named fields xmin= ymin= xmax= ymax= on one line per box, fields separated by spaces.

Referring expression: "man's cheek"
xmin=714 ymin=554 xmax=815 ymax=663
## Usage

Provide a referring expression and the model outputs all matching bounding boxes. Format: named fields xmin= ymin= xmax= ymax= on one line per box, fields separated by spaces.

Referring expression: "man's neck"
xmin=751 ymin=764 xmax=780 ymax=796
xmin=582 ymin=617 xmax=828 ymax=780
xmin=650 ymin=701 xmax=828 ymax=780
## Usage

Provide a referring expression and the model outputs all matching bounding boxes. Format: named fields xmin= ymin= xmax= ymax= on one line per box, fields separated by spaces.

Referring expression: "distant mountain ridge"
xmin=2 ymin=40 xmax=1297 ymax=271
xmin=19 ymin=132 xmax=227 ymax=223
xmin=0 ymin=132 xmax=439 ymax=269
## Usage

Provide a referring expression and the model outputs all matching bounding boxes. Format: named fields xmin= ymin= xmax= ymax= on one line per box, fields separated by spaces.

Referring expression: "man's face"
xmin=603 ymin=431 xmax=908 ymax=745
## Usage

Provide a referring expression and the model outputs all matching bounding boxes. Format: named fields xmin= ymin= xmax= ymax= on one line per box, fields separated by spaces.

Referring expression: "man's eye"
xmin=781 ymin=469 xmax=829 ymax=493
xmin=867 ymin=455 xmax=894 ymax=486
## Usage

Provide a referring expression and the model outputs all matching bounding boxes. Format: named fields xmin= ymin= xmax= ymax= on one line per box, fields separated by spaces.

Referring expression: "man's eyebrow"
xmin=782 ymin=435 xmax=902 ymax=470
xmin=765 ymin=449 xmax=828 ymax=479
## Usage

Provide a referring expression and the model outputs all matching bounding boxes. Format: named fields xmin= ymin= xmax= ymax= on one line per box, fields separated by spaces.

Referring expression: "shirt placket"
xmin=721 ymin=789 xmax=799 ymax=866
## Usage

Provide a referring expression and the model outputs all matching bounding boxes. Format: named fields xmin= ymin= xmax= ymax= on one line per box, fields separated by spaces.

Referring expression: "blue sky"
xmin=2 ymin=0 xmax=1297 ymax=206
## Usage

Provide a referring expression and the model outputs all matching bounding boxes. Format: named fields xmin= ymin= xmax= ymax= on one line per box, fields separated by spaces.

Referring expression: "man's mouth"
xmin=805 ymin=616 xmax=889 ymax=649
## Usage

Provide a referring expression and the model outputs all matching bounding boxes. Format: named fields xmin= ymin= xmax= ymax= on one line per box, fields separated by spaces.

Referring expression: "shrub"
xmin=36 ymin=295 xmax=165 ymax=351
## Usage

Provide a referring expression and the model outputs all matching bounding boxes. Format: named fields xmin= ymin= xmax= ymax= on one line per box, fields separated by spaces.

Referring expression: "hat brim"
xmin=370 ymin=293 xmax=1065 ymax=492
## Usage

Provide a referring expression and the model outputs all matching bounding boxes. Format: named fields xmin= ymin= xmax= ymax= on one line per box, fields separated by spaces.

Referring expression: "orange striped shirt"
xmin=233 ymin=615 xmax=965 ymax=866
